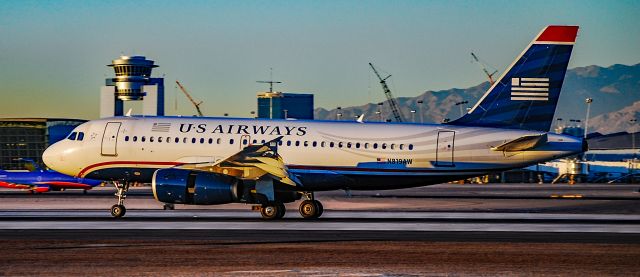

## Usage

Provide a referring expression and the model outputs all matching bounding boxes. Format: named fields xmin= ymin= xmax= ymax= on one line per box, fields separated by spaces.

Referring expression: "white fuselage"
xmin=43 ymin=116 xmax=583 ymax=190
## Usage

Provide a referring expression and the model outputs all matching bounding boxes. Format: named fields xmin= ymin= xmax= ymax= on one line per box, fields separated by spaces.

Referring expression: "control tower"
xmin=100 ymin=56 xmax=164 ymax=118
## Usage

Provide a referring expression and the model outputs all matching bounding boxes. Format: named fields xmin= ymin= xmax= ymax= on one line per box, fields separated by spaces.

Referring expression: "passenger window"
xmin=192 ymin=138 xmax=196 ymax=144
xmin=312 ymin=141 xmax=317 ymax=147
xmin=252 ymin=139 xmax=257 ymax=144
xmin=409 ymin=144 xmax=414 ymax=150
xmin=229 ymin=139 xmax=234 ymax=144
xmin=321 ymin=141 xmax=326 ymax=147
xmin=167 ymin=137 xmax=171 ymax=143
xmin=330 ymin=142 xmax=335 ymax=148
xmin=347 ymin=142 xmax=352 ymax=148
xmin=287 ymin=141 xmax=291 ymax=146
xmin=158 ymin=137 xmax=163 ymax=143
xmin=390 ymin=144 xmax=395 ymax=150
xmin=67 ymin=132 xmax=77 ymax=141
xmin=295 ymin=141 xmax=300 ymax=146
xmin=399 ymin=144 xmax=404 ymax=150
xmin=355 ymin=143 xmax=360 ymax=149
xmin=261 ymin=140 xmax=266 ymax=144
xmin=133 ymin=136 xmax=138 ymax=142
xmin=373 ymin=143 xmax=378 ymax=149
xmin=278 ymin=141 xmax=283 ymax=146
xmin=338 ymin=142 xmax=343 ymax=148
xmin=183 ymin=138 xmax=187 ymax=143
xmin=141 ymin=136 xmax=146 ymax=142
xmin=382 ymin=143 xmax=387 ymax=149
xmin=125 ymin=136 xmax=130 ymax=142
xmin=303 ymin=141 xmax=308 ymax=147
xmin=77 ymin=132 xmax=84 ymax=141
xmin=208 ymin=138 xmax=213 ymax=144
xmin=364 ymin=143 xmax=369 ymax=149
xmin=150 ymin=137 xmax=154 ymax=142
xmin=216 ymin=138 xmax=221 ymax=144
xmin=200 ymin=138 xmax=205 ymax=144
xmin=175 ymin=137 xmax=180 ymax=143
xmin=243 ymin=139 xmax=248 ymax=145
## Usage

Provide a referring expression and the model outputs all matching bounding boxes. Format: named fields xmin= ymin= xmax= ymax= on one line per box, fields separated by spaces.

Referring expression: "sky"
xmin=0 ymin=0 xmax=638 ymax=119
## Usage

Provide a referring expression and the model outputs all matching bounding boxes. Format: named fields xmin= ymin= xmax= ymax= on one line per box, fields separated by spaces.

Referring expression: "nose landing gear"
xmin=110 ymin=182 xmax=129 ymax=218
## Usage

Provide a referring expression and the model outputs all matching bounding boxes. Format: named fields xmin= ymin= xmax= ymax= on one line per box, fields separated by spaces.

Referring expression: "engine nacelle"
xmin=152 ymin=168 xmax=240 ymax=205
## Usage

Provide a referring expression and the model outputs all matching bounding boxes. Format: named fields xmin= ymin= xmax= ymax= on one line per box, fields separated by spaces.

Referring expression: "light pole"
xmin=375 ymin=111 xmax=382 ymax=122
xmin=377 ymin=102 xmax=384 ymax=122
xmin=417 ymin=100 xmax=424 ymax=123
xmin=410 ymin=110 xmax=416 ymax=123
xmin=631 ymin=119 xmax=637 ymax=159
xmin=336 ymin=107 xmax=342 ymax=121
xmin=455 ymin=100 xmax=468 ymax=117
xmin=584 ymin=98 xmax=593 ymax=138
xmin=283 ymin=109 xmax=288 ymax=119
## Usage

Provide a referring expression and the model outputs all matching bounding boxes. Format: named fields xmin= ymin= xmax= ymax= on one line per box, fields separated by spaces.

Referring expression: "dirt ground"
xmin=2 ymin=240 xmax=639 ymax=276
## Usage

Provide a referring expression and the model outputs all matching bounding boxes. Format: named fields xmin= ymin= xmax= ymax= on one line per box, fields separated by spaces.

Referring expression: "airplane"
xmin=43 ymin=25 xmax=583 ymax=219
xmin=0 ymin=159 xmax=103 ymax=193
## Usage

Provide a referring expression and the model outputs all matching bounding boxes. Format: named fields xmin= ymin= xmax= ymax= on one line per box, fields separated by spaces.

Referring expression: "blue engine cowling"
xmin=152 ymin=168 xmax=240 ymax=205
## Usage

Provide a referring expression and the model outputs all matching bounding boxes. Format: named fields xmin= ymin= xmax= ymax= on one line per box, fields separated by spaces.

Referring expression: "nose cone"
xmin=42 ymin=143 xmax=63 ymax=172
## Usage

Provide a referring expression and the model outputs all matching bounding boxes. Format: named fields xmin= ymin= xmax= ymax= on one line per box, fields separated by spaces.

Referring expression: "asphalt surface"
xmin=1 ymin=183 xmax=639 ymax=275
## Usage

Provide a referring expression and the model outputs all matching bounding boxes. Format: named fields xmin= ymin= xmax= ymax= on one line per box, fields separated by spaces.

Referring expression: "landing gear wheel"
xmin=163 ymin=203 xmax=175 ymax=210
xmin=260 ymin=203 xmax=285 ymax=220
xmin=299 ymin=200 xmax=323 ymax=219
xmin=110 ymin=204 xmax=126 ymax=218
xmin=111 ymin=181 xmax=130 ymax=218
xmin=315 ymin=200 xmax=324 ymax=218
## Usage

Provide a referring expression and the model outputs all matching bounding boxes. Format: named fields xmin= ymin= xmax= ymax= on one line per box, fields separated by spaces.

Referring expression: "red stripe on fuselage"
xmin=78 ymin=161 xmax=184 ymax=177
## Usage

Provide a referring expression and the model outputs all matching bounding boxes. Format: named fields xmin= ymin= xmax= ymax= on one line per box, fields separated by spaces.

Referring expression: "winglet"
xmin=356 ymin=114 xmax=365 ymax=123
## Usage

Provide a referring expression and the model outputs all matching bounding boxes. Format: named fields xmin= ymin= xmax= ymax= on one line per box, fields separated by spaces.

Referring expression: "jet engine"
xmin=152 ymin=168 xmax=240 ymax=205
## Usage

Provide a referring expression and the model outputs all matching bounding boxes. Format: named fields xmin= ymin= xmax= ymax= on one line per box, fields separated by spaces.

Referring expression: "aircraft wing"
xmin=175 ymin=136 xmax=300 ymax=187
xmin=491 ymin=133 xmax=548 ymax=152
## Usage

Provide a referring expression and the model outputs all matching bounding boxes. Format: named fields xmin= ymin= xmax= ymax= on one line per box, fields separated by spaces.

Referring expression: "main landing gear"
xmin=298 ymin=192 xmax=323 ymax=219
xmin=256 ymin=192 xmax=324 ymax=220
xmin=110 ymin=182 xmax=129 ymax=218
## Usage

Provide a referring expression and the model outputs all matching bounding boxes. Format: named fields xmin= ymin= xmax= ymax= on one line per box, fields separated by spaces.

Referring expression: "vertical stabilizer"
xmin=449 ymin=25 xmax=579 ymax=131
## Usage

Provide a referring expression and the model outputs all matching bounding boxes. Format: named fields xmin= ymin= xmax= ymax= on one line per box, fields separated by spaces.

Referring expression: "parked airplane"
xmin=0 ymin=159 xmax=102 ymax=193
xmin=43 ymin=25 xmax=583 ymax=219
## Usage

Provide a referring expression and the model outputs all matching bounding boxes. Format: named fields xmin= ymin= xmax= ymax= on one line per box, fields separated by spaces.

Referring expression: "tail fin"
xmin=449 ymin=25 xmax=579 ymax=131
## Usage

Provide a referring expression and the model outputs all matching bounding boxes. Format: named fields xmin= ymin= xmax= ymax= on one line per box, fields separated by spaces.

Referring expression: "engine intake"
xmin=152 ymin=168 xmax=240 ymax=205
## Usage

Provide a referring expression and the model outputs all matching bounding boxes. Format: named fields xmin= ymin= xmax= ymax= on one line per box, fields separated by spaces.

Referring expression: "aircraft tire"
xmin=110 ymin=204 xmax=126 ymax=218
xmin=260 ymin=203 xmax=284 ymax=220
xmin=299 ymin=200 xmax=319 ymax=219
xmin=314 ymin=200 xmax=324 ymax=218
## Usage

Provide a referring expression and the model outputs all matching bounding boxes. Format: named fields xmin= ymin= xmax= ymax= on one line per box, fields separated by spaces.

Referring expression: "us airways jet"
xmin=43 ymin=25 xmax=583 ymax=219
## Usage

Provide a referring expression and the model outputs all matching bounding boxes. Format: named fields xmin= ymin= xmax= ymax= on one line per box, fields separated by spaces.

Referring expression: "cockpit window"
xmin=77 ymin=132 xmax=85 ymax=141
xmin=67 ymin=132 xmax=77 ymax=141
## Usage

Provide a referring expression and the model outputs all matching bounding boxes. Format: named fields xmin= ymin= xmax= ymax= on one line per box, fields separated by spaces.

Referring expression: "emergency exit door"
xmin=435 ymin=130 xmax=455 ymax=166
xmin=101 ymin=122 xmax=121 ymax=156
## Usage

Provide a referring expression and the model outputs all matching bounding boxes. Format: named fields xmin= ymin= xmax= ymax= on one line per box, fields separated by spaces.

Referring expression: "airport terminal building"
xmin=0 ymin=118 xmax=85 ymax=170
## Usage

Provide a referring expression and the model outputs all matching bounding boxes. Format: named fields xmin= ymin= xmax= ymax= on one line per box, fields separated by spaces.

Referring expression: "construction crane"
xmin=471 ymin=52 xmax=498 ymax=85
xmin=369 ymin=63 xmax=404 ymax=123
xmin=175 ymin=80 xmax=204 ymax=117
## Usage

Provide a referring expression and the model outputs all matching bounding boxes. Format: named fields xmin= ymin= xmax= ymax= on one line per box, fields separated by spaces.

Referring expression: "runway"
xmin=1 ymin=184 xmax=639 ymax=275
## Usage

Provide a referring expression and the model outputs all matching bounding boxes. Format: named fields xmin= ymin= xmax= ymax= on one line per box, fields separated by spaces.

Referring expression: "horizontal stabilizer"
xmin=491 ymin=134 xmax=548 ymax=152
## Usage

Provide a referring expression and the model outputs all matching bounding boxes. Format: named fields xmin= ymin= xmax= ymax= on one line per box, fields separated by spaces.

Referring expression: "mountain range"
xmin=314 ymin=63 xmax=640 ymax=134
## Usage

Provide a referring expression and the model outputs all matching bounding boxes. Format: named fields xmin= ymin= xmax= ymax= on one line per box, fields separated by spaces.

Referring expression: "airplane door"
xmin=101 ymin=122 xmax=121 ymax=156
xmin=240 ymin=135 xmax=251 ymax=150
xmin=436 ymin=130 xmax=455 ymax=166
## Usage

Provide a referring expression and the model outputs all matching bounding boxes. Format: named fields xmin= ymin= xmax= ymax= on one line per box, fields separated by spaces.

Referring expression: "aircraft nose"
xmin=42 ymin=143 xmax=63 ymax=171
